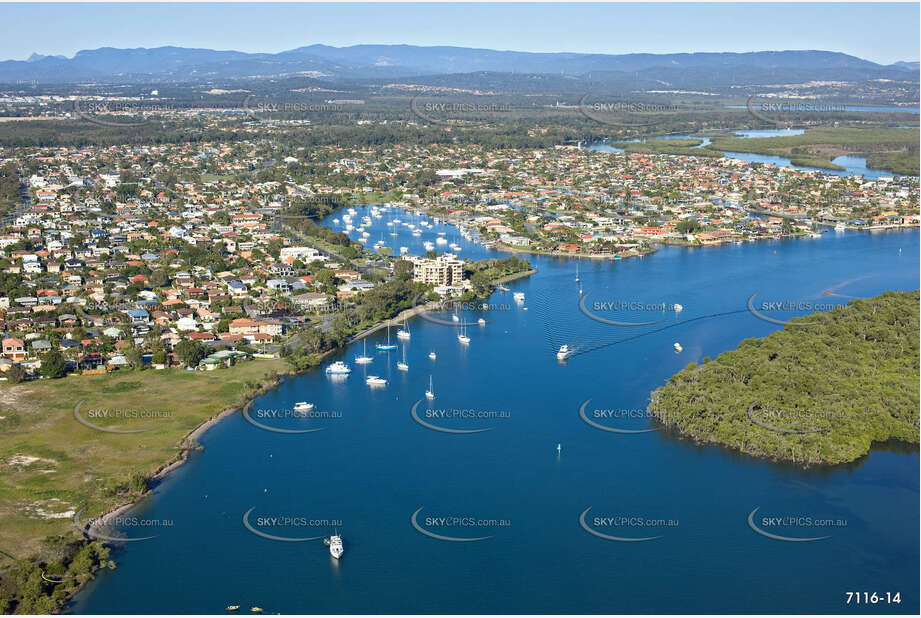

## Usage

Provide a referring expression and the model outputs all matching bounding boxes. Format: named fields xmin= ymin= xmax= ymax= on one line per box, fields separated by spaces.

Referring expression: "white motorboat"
xmin=293 ymin=402 xmax=315 ymax=412
xmin=329 ymin=534 xmax=343 ymax=559
xmin=674 ymin=342 xmax=683 ymax=353
xmin=366 ymin=376 xmax=387 ymax=386
xmin=478 ymin=318 xmax=486 ymax=325
xmin=428 ymin=351 xmax=437 ymax=360
xmin=325 ymin=361 xmax=352 ymax=375
xmin=514 ymin=292 xmax=525 ymax=303
xmin=557 ymin=345 xmax=572 ymax=360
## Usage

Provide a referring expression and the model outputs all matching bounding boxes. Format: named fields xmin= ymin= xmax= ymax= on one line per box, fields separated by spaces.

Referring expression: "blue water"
xmin=69 ymin=219 xmax=920 ymax=614
xmin=332 ymin=205 xmax=496 ymax=261
xmin=590 ymin=128 xmax=916 ymax=179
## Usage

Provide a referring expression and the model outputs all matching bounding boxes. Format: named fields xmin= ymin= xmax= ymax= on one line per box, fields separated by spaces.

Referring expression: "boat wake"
xmin=530 ymin=271 xmax=748 ymax=360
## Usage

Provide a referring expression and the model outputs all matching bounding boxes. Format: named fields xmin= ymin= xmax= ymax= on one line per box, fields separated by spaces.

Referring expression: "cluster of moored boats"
xmin=335 ymin=204 xmax=484 ymax=256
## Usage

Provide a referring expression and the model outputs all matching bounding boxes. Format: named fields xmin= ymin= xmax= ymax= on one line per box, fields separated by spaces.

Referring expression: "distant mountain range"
xmin=0 ymin=44 xmax=917 ymax=85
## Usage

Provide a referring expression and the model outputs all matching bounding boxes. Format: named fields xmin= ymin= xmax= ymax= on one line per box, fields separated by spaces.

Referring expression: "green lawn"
xmin=0 ymin=359 xmax=286 ymax=561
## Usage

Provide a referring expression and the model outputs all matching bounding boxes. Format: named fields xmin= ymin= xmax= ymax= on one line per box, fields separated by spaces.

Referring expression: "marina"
xmin=69 ymin=212 xmax=919 ymax=615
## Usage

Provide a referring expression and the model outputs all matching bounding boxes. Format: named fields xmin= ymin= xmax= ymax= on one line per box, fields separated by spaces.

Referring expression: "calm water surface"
xmin=590 ymin=128 xmax=918 ymax=179
xmin=69 ymin=216 xmax=919 ymax=614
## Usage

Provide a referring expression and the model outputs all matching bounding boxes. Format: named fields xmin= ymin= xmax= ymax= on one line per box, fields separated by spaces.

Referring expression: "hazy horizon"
xmin=1 ymin=2 xmax=919 ymax=65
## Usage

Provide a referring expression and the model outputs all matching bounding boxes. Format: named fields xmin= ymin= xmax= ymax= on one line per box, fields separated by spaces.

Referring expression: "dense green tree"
xmin=39 ymin=350 xmax=66 ymax=379
xmin=174 ymin=339 xmax=205 ymax=367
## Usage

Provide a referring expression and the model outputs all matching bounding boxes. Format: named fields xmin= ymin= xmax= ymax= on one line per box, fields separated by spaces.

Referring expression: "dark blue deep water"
xmin=70 ymin=216 xmax=919 ymax=614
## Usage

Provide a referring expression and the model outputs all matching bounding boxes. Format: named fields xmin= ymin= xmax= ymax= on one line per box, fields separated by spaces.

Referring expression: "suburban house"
xmin=2 ymin=337 xmax=26 ymax=362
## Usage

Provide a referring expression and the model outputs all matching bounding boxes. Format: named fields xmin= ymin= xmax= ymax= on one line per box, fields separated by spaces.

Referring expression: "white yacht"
xmin=325 ymin=361 xmax=351 ymax=375
xmin=396 ymin=319 xmax=411 ymax=340
xmin=397 ymin=347 xmax=409 ymax=371
xmin=557 ymin=345 xmax=572 ymax=360
xmin=513 ymin=292 xmax=525 ymax=303
xmin=425 ymin=375 xmax=435 ymax=400
xmin=293 ymin=402 xmax=315 ymax=412
xmin=457 ymin=324 xmax=470 ymax=345
xmin=673 ymin=342 xmax=683 ymax=353
xmin=423 ymin=241 xmax=435 ymax=251
xmin=478 ymin=317 xmax=486 ymax=325
xmin=428 ymin=351 xmax=437 ymax=360
xmin=451 ymin=313 xmax=460 ymax=322
xmin=329 ymin=534 xmax=343 ymax=559
xmin=355 ymin=340 xmax=373 ymax=365
xmin=834 ymin=222 xmax=847 ymax=231
xmin=436 ymin=236 xmax=448 ymax=245
xmin=366 ymin=376 xmax=387 ymax=386
xmin=376 ymin=325 xmax=398 ymax=351
xmin=673 ymin=303 xmax=684 ymax=313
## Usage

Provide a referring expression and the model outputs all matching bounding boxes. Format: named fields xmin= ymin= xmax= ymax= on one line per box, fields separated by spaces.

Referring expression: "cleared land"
xmin=0 ymin=359 xmax=286 ymax=561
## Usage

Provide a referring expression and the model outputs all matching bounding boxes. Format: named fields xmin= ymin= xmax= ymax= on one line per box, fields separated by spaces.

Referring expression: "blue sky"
xmin=2 ymin=3 xmax=918 ymax=64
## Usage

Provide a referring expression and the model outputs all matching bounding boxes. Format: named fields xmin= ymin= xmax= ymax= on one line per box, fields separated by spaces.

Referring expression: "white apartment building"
xmin=411 ymin=254 xmax=464 ymax=286
xmin=279 ymin=246 xmax=323 ymax=263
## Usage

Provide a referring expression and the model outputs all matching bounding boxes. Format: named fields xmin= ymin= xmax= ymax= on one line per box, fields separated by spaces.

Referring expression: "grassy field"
xmin=709 ymin=127 xmax=919 ymax=175
xmin=0 ymin=359 xmax=287 ymax=562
